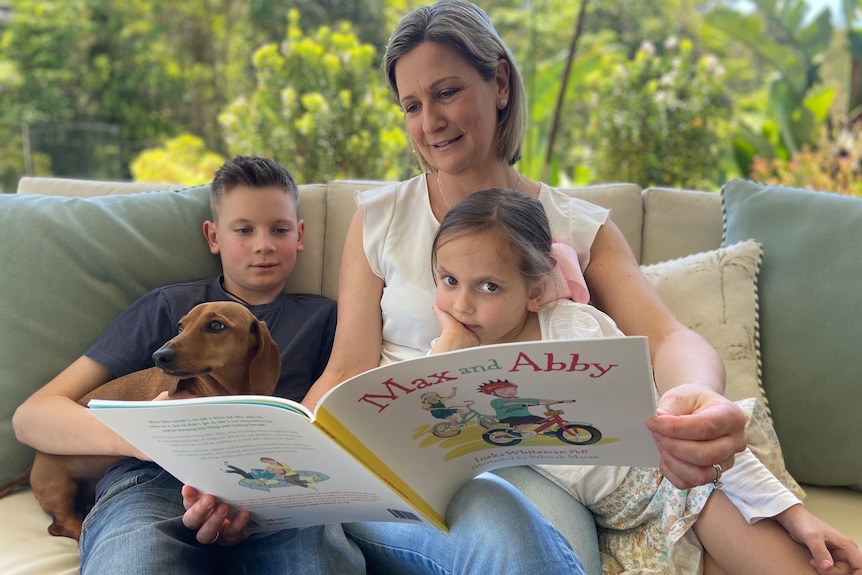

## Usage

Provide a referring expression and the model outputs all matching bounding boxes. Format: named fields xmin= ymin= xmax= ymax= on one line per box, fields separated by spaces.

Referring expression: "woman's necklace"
xmin=437 ymin=171 xmax=522 ymax=211
xmin=437 ymin=172 xmax=452 ymax=210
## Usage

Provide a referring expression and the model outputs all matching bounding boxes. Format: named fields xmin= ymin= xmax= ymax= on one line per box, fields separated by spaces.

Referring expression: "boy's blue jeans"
xmin=79 ymin=467 xmax=365 ymax=575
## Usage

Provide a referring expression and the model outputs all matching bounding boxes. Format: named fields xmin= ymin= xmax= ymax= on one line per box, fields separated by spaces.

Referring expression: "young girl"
xmin=430 ymin=187 xmax=862 ymax=575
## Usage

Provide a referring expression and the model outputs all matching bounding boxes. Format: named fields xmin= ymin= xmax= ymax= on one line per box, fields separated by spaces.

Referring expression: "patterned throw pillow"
xmin=641 ymin=240 xmax=766 ymax=407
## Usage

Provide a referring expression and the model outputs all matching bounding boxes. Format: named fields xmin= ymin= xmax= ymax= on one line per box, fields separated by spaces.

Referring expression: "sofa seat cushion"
xmin=0 ymin=490 xmax=79 ymax=575
xmin=722 ymin=179 xmax=862 ymax=491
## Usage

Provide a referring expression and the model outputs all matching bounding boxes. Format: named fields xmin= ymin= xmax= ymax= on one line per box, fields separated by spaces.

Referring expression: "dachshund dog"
xmin=0 ymin=301 xmax=281 ymax=540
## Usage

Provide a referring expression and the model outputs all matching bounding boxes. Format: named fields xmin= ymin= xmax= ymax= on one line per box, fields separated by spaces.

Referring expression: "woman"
xmin=184 ymin=2 xmax=748 ymax=573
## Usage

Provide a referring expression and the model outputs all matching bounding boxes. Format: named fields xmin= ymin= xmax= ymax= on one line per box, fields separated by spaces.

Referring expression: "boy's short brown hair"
xmin=210 ymin=156 xmax=299 ymax=220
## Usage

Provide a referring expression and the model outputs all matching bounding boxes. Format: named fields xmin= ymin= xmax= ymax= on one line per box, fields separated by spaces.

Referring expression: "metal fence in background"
xmin=1 ymin=122 xmax=124 ymax=193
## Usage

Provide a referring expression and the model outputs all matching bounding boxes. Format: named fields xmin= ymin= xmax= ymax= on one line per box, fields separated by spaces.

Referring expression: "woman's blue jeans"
xmin=344 ymin=468 xmax=596 ymax=575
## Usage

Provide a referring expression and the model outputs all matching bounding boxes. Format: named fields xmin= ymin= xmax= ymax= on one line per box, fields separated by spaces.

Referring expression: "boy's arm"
xmin=13 ymin=355 xmax=148 ymax=459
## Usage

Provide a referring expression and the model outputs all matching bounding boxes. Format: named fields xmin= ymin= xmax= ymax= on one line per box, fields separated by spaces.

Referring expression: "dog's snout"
xmin=152 ymin=347 xmax=176 ymax=368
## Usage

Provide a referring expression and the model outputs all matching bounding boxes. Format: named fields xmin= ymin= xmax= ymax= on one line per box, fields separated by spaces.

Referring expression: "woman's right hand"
xmin=181 ymin=484 xmax=250 ymax=546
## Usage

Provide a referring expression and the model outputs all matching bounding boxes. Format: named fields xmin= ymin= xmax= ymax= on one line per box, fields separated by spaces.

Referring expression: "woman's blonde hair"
xmin=383 ymin=0 xmax=526 ymax=172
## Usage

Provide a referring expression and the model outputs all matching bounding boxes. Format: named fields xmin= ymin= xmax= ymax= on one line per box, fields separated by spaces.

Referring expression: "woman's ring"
xmin=712 ymin=463 xmax=723 ymax=489
xmin=209 ymin=532 xmax=220 ymax=545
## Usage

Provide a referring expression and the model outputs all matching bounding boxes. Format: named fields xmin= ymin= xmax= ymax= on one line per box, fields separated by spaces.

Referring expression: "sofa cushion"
xmin=721 ymin=179 xmax=862 ymax=491
xmin=0 ymin=183 xmax=328 ymax=485
xmin=641 ymin=187 xmax=723 ymax=265
xmin=16 ymin=176 xmax=176 ymax=197
xmin=0 ymin=187 xmax=217 ymax=484
xmin=0 ymin=490 xmax=80 ymax=574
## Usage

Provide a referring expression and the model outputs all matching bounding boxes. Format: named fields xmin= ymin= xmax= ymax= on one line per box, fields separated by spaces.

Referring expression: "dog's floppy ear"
xmin=249 ymin=319 xmax=281 ymax=395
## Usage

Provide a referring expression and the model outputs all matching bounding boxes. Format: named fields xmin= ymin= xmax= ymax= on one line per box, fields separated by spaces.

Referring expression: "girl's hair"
xmin=432 ymin=188 xmax=553 ymax=283
xmin=383 ymin=0 xmax=526 ymax=171
xmin=210 ymin=156 xmax=299 ymax=220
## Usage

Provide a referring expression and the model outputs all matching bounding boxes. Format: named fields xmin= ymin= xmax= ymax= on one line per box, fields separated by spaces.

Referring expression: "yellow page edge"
xmin=315 ymin=405 xmax=447 ymax=531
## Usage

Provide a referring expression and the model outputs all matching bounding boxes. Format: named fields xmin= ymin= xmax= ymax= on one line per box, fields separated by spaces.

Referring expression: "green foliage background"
xmin=0 ymin=0 xmax=860 ymax=193
xmin=219 ymin=12 xmax=409 ymax=183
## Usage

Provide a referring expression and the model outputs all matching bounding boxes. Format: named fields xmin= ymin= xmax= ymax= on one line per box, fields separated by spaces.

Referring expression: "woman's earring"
xmin=499 ymin=98 xmax=508 ymax=109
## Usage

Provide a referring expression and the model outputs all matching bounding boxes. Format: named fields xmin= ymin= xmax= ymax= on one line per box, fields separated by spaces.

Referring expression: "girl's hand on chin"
xmin=431 ymin=303 xmax=480 ymax=354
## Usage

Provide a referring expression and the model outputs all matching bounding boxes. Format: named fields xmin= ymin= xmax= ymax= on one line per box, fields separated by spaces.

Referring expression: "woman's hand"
xmin=647 ymin=383 xmax=747 ymax=489
xmin=775 ymin=504 xmax=862 ymax=575
xmin=430 ymin=303 xmax=480 ymax=354
xmin=181 ymin=484 xmax=250 ymax=546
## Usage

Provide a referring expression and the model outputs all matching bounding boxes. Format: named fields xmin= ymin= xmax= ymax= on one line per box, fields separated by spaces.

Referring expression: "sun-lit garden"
xmin=1 ymin=0 xmax=861 ymax=195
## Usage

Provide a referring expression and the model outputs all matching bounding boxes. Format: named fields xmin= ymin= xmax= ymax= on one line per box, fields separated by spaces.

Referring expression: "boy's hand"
xmin=430 ymin=303 xmax=479 ymax=354
xmin=181 ymin=484 xmax=250 ymax=546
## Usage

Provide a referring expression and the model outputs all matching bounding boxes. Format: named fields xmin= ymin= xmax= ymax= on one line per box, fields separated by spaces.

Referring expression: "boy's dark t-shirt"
xmin=86 ymin=276 xmax=337 ymax=496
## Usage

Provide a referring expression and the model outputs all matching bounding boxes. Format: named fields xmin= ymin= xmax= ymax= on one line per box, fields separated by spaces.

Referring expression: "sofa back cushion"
xmin=0 ymin=188 xmax=215 ymax=483
xmin=17 ymin=176 xmax=176 ymax=197
xmin=722 ymin=179 xmax=862 ymax=491
xmin=641 ymin=187 xmax=723 ymax=264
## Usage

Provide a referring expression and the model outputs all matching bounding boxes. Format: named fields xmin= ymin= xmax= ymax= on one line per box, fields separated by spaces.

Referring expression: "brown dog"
xmin=0 ymin=301 xmax=281 ymax=540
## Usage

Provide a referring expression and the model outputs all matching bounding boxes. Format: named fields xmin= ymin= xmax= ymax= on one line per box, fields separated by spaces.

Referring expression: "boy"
xmin=13 ymin=156 xmax=364 ymax=574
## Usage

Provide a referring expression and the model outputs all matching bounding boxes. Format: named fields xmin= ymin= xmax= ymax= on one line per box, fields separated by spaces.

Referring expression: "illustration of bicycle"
xmin=431 ymin=400 xmax=499 ymax=438
xmin=481 ymin=402 xmax=602 ymax=446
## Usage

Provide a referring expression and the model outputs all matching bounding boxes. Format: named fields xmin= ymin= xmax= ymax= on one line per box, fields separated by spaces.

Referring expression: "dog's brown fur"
xmin=0 ymin=301 xmax=281 ymax=540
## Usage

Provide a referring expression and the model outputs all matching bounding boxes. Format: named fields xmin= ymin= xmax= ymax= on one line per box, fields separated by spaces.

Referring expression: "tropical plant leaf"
xmin=707 ymin=7 xmax=807 ymax=95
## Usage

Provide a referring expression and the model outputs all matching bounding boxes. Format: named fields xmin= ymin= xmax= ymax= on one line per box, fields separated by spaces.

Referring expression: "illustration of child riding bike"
xmin=420 ymin=380 xmax=601 ymax=446
xmin=478 ymin=379 xmax=602 ymax=447
xmin=420 ymin=387 xmax=498 ymax=438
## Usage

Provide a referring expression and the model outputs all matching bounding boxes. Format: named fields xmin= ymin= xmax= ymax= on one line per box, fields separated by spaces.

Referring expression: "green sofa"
xmin=0 ymin=176 xmax=859 ymax=574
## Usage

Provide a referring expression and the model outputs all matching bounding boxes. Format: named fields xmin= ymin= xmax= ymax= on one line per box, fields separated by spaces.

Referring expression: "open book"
xmin=89 ymin=336 xmax=659 ymax=533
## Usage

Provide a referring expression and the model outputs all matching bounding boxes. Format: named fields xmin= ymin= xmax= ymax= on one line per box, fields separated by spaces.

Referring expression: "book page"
xmin=89 ymin=396 xmax=435 ymax=532
xmin=316 ymin=337 xmax=659 ymax=520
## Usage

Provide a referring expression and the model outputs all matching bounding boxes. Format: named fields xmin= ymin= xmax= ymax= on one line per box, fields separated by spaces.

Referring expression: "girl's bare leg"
xmin=702 ymin=551 xmax=728 ymax=575
xmin=696 ymin=490 xmax=822 ymax=575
